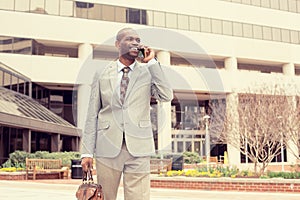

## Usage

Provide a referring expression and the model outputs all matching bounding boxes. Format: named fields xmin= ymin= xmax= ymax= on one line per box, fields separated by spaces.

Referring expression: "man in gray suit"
xmin=81 ymin=28 xmax=173 ymax=200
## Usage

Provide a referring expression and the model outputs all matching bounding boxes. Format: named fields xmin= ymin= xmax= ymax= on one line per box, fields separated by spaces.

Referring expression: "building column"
xmin=156 ymin=50 xmax=171 ymax=66
xmin=51 ymin=133 xmax=60 ymax=152
xmin=71 ymin=137 xmax=80 ymax=151
xmin=77 ymin=84 xmax=91 ymax=131
xmin=0 ymin=127 xmax=4 ymax=161
xmin=224 ymin=57 xmax=237 ymax=72
xmin=282 ymin=63 xmax=295 ymax=76
xmin=156 ymin=50 xmax=172 ymax=154
xmin=77 ymin=43 xmax=93 ymax=131
xmin=22 ymin=129 xmax=31 ymax=153
xmin=224 ymin=57 xmax=240 ymax=165
xmin=79 ymin=43 xmax=93 ymax=60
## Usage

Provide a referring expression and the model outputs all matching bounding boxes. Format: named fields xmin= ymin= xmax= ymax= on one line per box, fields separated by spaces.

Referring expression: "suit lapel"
xmin=107 ymin=62 xmax=120 ymax=103
xmin=124 ymin=62 xmax=142 ymax=102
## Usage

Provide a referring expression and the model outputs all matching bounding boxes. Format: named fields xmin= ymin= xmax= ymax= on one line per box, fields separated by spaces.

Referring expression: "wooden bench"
xmin=25 ymin=158 xmax=68 ymax=180
xmin=150 ymin=158 xmax=172 ymax=174
xmin=202 ymin=156 xmax=218 ymax=164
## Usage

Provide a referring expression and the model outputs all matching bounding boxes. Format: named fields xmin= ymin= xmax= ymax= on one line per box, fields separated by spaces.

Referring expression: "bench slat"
xmin=25 ymin=158 xmax=66 ymax=180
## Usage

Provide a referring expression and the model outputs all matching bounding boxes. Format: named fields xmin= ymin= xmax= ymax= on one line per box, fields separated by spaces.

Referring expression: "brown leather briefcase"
xmin=76 ymin=169 xmax=104 ymax=200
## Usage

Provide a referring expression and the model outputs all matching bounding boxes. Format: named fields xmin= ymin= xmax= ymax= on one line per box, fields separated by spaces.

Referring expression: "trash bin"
xmin=71 ymin=159 xmax=82 ymax=179
xmin=166 ymin=154 xmax=184 ymax=171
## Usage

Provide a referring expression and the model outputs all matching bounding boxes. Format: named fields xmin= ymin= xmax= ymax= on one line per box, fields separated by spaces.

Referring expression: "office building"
xmin=0 ymin=0 xmax=299 ymax=167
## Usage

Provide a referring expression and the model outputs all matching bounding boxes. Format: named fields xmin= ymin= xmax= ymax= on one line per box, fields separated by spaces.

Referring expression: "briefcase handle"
xmin=82 ymin=168 xmax=94 ymax=183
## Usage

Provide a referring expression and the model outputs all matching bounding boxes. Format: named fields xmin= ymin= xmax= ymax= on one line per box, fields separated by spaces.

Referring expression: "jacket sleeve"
xmin=148 ymin=61 xmax=173 ymax=102
xmin=80 ymin=70 xmax=102 ymax=156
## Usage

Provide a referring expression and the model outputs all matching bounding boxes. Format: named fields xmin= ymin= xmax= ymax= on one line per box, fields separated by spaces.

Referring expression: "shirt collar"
xmin=117 ymin=60 xmax=136 ymax=73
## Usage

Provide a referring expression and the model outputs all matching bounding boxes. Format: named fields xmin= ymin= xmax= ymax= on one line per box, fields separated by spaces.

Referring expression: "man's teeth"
xmin=131 ymin=47 xmax=138 ymax=50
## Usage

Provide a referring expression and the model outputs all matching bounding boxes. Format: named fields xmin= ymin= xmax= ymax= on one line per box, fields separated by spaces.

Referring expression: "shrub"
xmin=183 ymin=152 xmax=201 ymax=164
xmin=267 ymin=171 xmax=300 ymax=179
xmin=1 ymin=151 xmax=31 ymax=168
xmin=1 ymin=151 xmax=81 ymax=168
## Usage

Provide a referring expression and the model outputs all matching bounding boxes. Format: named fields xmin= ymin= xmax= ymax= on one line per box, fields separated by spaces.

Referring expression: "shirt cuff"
xmin=147 ymin=57 xmax=158 ymax=65
xmin=81 ymin=154 xmax=93 ymax=158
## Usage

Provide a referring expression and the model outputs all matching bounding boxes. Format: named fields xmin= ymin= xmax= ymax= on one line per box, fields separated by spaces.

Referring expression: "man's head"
xmin=115 ymin=28 xmax=141 ymax=61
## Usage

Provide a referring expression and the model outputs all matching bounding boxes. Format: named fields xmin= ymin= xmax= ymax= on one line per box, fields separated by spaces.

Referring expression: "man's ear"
xmin=115 ymin=40 xmax=120 ymax=49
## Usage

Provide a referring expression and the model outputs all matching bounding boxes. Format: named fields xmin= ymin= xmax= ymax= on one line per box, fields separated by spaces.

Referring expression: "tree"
xmin=209 ymin=80 xmax=300 ymax=175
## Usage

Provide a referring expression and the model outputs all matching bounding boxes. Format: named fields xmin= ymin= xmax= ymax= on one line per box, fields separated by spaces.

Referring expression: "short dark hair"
xmin=116 ymin=28 xmax=137 ymax=41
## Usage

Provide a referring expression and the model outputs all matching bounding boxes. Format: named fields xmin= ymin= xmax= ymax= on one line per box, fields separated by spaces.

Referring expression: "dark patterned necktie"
xmin=120 ymin=67 xmax=130 ymax=104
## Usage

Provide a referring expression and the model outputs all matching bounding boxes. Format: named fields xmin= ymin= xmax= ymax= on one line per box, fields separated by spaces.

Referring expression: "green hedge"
xmin=1 ymin=151 xmax=81 ymax=168
xmin=267 ymin=171 xmax=300 ymax=179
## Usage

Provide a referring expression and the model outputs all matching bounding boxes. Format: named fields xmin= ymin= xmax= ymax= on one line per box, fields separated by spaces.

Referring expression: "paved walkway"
xmin=1 ymin=179 xmax=300 ymax=200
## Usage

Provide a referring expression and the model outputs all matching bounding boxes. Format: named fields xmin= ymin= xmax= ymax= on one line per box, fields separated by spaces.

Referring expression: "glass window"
xmin=251 ymin=0 xmax=261 ymax=6
xmin=102 ymin=5 xmax=115 ymax=21
xmin=153 ymin=11 xmax=165 ymax=27
xmin=253 ymin=25 xmax=263 ymax=39
xmin=223 ymin=21 xmax=233 ymax=35
xmin=11 ymin=76 xmax=19 ymax=93
xmin=45 ymin=0 xmax=59 ymax=15
xmin=13 ymin=38 xmax=32 ymax=54
xmin=194 ymin=141 xmax=201 ymax=154
xmin=272 ymin=27 xmax=282 ymax=41
xmin=289 ymin=0 xmax=297 ymax=12
xmin=146 ymin=11 xmax=153 ymax=26
xmin=290 ymin=30 xmax=299 ymax=44
xmin=200 ymin=18 xmax=211 ymax=33
xmin=186 ymin=141 xmax=192 ymax=151
xmin=189 ymin=16 xmax=200 ymax=31
xmin=0 ymin=70 xmax=3 ymax=86
xmin=0 ymin=36 xmax=13 ymax=53
xmin=18 ymin=79 xmax=26 ymax=95
xmin=115 ymin=6 xmax=126 ymax=23
xmin=281 ymin=29 xmax=290 ymax=43
xmin=166 ymin=13 xmax=177 ymax=29
xmin=75 ymin=2 xmax=88 ymax=18
xmin=271 ymin=0 xmax=280 ymax=9
xmin=241 ymin=0 xmax=251 ymax=4
xmin=3 ymin=72 xmax=11 ymax=87
xmin=297 ymin=1 xmax=300 ymax=13
xmin=177 ymin=141 xmax=183 ymax=152
xmin=233 ymin=22 xmax=243 ymax=37
xmin=178 ymin=14 xmax=189 ymax=30
xmin=279 ymin=0 xmax=289 ymax=11
xmin=183 ymin=105 xmax=199 ymax=130
xmin=60 ymin=0 xmax=73 ymax=17
xmin=127 ymin=8 xmax=146 ymax=24
xmin=243 ymin=24 xmax=253 ymax=38
xmin=263 ymin=26 xmax=272 ymax=40
xmin=261 ymin=0 xmax=271 ymax=7
xmin=15 ymin=0 xmax=30 ymax=12
xmin=30 ymin=0 xmax=45 ymax=14
xmin=0 ymin=1 xmax=14 ymax=10
xmin=88 ymin=4 xmax=101 ymax=20
xmin=211 ymin=19 xmax=222 ymax=34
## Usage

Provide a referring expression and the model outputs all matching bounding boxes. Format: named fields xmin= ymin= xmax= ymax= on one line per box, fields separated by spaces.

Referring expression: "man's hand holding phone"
xmin=138 ymin=46 xmax=155 ymax=63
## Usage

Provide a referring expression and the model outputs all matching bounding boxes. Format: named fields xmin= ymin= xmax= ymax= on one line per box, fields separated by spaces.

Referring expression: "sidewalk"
xmin=1 ymin=179 xmax=300 ymax=200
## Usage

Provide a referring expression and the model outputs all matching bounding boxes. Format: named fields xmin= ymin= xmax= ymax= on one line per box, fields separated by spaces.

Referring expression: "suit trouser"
xmin=95 ymin=140 xmax=150 ymax=200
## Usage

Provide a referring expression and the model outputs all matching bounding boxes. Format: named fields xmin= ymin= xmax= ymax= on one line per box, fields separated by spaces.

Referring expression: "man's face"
xmin=116 ymin=30 xmax=141 ymax=59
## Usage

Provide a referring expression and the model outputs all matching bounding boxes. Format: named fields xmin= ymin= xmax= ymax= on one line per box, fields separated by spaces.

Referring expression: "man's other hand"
xmin=81 ymin=157 xmax=93 ymax=172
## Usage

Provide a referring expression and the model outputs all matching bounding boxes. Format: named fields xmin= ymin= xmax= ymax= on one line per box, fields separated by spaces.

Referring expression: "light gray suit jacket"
xmin=81 ymin=60 xmax=173 ymax=158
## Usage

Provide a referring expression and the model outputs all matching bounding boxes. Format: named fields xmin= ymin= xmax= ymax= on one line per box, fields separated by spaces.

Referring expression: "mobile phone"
xmin=138 ymin=48 xmax=145 ymax=58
